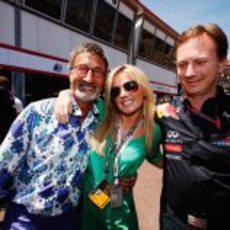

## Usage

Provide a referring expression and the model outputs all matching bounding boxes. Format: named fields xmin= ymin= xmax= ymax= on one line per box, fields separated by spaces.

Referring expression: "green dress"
xmin=81 ymin=123 xmax=162 ymax=230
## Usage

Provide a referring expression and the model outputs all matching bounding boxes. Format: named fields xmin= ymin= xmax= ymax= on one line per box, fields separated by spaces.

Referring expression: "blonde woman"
xmin=56 ymin=64 xmax=162 ymax=229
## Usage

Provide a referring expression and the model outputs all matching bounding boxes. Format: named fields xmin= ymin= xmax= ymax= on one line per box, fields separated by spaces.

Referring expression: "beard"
xmin=73 ymin=88 xmax=101 ymax=103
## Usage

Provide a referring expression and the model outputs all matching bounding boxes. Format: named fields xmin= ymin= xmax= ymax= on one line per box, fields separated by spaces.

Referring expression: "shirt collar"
xmin=182 ymin=86 xmax=224 ymax=105
xmin=183 ymin=86 xmax=226 ymax=116
xmin=71 ymin=96 xmax=100 ymax=117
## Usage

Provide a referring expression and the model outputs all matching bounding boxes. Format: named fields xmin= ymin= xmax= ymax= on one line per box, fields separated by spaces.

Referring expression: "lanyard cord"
xmin=104 ymin=119 xmax=143 ymax=185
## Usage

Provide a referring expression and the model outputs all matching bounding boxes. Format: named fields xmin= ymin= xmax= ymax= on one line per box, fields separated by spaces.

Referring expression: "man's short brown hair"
xmin=174 ymin=23 xmax=228 ymax=60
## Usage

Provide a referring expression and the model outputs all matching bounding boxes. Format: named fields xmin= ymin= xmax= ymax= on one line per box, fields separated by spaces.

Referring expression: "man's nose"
xmin=83 ymin=70 xmax=94 ymax=82
xmin=185 ymin=63 xmax=196 ymax=77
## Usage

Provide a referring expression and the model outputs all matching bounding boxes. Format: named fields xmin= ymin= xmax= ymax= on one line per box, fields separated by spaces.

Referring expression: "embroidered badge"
xmin=157 ymin=103 xmax=180 ymax=119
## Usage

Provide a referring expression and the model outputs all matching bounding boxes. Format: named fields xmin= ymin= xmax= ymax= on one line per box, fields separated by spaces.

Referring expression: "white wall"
xmin=20 ymin=10 xmax=127 ymax=69
xmin=0 ymin=46 xmax=68 ymax=76
xmin=69 ymin=32 xmax=93 ymax=54
xmin=0 ymin=2 xmax=15 ymax=45
xmin=137 ymin=59 xmax=177 ymax=94
xmin=0 ymin=2 xmax=176 ymax=94
xmin=137 ymin=59 xmax=177 ymax=85
xmin=70 ymin=35 xmax=127 ymax=70
xmin=22 ymin=11 xmax=71 ymax=59
xmin=101 ymin=44 xmax=127 ymax=70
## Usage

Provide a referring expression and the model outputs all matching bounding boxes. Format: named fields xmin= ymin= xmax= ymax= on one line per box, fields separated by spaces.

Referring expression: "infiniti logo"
xmin=167 ymin=131 xmax=179 ymax=139
xmin=223 ymin=111 xmax=230 ymax=119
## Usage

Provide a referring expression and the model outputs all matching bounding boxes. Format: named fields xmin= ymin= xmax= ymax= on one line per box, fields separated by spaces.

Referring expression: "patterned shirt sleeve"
xmin=0 ymin=103 xmax=35 ymax=199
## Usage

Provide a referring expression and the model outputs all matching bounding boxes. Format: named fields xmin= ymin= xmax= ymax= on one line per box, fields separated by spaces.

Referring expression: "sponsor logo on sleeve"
xmin=165 ymin=144 xmax=183 ymax=153
xmin=164 ymin=143 xmax=183 ymax=160
xmin=213 ymin=136 xmax=230 ymax=147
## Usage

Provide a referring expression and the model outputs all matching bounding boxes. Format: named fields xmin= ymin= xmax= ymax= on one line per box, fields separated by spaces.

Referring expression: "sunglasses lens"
xmin=111 ymin=80 xmax=139 ymax=99
xmin=124 ymin=80 xmax=138 ymax=91
xmin=111 ymin=87 xmax=120 ymax=98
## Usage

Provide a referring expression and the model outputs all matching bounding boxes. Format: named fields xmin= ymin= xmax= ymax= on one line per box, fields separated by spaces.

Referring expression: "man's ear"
xmin=218 ymin=58 xmax=227 ymax=74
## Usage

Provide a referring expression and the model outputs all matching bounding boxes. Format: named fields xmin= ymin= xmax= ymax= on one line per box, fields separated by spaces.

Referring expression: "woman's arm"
xmin=146 ymin=122 xmax=163 ymax=169
xmin=54 ymin=89 xmax=72 ymax=123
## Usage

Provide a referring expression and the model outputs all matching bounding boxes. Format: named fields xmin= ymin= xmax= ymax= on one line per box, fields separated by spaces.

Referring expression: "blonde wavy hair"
xmin=91 ymin=64 xmax=156 ymax=156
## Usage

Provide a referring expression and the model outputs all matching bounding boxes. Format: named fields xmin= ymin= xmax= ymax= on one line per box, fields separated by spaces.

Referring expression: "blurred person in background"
xmin=0 ymin=78 xmax=17 ymax=144
xmin=0 ymin=76 xmax=23 ymax=114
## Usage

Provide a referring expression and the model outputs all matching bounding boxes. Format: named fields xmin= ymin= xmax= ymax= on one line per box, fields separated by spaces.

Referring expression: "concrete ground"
xmin=134 ymin=160 xmax=163 ymax=230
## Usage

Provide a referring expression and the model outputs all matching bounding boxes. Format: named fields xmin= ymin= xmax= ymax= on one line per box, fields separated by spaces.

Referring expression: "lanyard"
xmin=104 ymin=120 xmax=143 ymax=185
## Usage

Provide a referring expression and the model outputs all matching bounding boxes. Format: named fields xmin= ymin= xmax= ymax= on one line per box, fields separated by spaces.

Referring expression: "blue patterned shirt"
xmin=0 ymin=98 xmax=103 ymax=216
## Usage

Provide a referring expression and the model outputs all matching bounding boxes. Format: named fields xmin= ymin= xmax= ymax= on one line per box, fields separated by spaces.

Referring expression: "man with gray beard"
xmin=0 ymin=42 xmax=108 ymax=230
